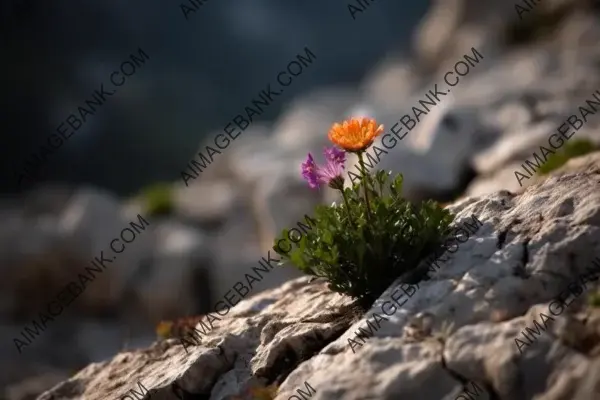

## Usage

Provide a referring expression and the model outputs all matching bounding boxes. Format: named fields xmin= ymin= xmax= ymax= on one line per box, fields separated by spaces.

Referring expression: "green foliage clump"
xmin=140 ymin=182 xmax=175 ymax=217
xmin=588 ymin=290 xmax=600 ymax=308
xmin=537 ymin=138 xmax=597 ymax=176
xmin=274 ymin=170 xmax=454 ymax=306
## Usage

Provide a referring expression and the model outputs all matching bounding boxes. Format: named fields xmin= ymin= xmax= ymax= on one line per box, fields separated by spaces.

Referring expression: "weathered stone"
xmin=38 ymin=160 xmax=600 ymax=400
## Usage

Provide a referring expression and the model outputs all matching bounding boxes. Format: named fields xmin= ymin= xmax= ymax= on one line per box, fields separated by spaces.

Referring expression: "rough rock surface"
xmin=11 ymin=2 xmax=600 ymax=399
xmin=37 ymin=278 xmax=361 ymax=400
xmin=37 ymin=154 xmax=600 ymax=399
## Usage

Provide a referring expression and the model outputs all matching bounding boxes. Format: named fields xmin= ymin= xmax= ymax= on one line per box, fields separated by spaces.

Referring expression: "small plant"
xmin=588 ymin=290 xmax=600 ymax=308
xmin=155 ymin=316 xmax=204 ymax=340
xmin=248 ymin=384 xmax=278 ymax=400
xmin=537 ymin=138 xmax=597 ymax=175
xmin=274 ymin=118 xmax=454 ymax=307
xmin=140 ymin=182 xmax=175 ymax=216
xmin=230 ymin=383 xmax=278 ymax=400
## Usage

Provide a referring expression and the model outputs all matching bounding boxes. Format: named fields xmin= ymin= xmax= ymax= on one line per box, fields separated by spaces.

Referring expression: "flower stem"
xmin=339 ymin=188 xmax=356 ymax=228
xmin=358 ymin=152 xmax=372 ymax=222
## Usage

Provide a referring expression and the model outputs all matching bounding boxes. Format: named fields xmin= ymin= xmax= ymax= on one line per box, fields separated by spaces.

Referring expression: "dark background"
xmin=0 ymin=0 xmax=430 ymax=196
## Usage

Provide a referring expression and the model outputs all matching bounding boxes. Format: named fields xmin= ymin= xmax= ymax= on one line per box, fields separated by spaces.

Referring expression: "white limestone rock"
xmin=58 ymin=187 xmax=153 ymax=304
xmin=38 ymin=156 xmax=600 ymax=400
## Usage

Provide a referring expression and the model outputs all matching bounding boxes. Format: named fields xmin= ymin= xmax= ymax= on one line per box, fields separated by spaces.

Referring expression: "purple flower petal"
xmin=301 ymin=147 xmax=346 ymax=189
xmin=301 ymin=153 xmax=320 ymax=189
xmin=324 ymin=146 xmax=346 ymax=166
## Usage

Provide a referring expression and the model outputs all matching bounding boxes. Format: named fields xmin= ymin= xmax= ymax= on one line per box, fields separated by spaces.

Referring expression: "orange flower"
xmin=328 ymin=117 xmax=384 ymax=152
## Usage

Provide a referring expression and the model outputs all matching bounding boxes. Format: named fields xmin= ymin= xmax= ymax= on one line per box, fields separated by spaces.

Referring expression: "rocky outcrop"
xmin=37 ymin=153 xmax=600 ymax=399
xmin=36 ymin=278 xmax=362 ymax=400
xmin=9 ymin=2 xmax=600 ymax=399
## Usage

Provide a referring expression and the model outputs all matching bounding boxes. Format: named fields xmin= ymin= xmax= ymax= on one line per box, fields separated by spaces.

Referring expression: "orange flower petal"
xmin=328 ymin=117 xmax=383 ymax=152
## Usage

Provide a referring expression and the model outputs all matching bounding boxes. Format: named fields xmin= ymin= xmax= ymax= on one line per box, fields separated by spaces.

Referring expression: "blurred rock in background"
xmin=4 ymin=0 xmax=600 ymax=398
xmin=0 ymin=0 xmax=431 ymax=196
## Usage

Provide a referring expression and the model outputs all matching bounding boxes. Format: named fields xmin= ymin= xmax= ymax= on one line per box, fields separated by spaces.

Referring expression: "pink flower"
xmin=301 ymin=147 xmax=346 ymax=189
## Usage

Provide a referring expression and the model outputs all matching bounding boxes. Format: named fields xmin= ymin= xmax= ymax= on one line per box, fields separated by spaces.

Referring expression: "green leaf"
xmin=278 ymin=169 xmax=455 ymax=305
